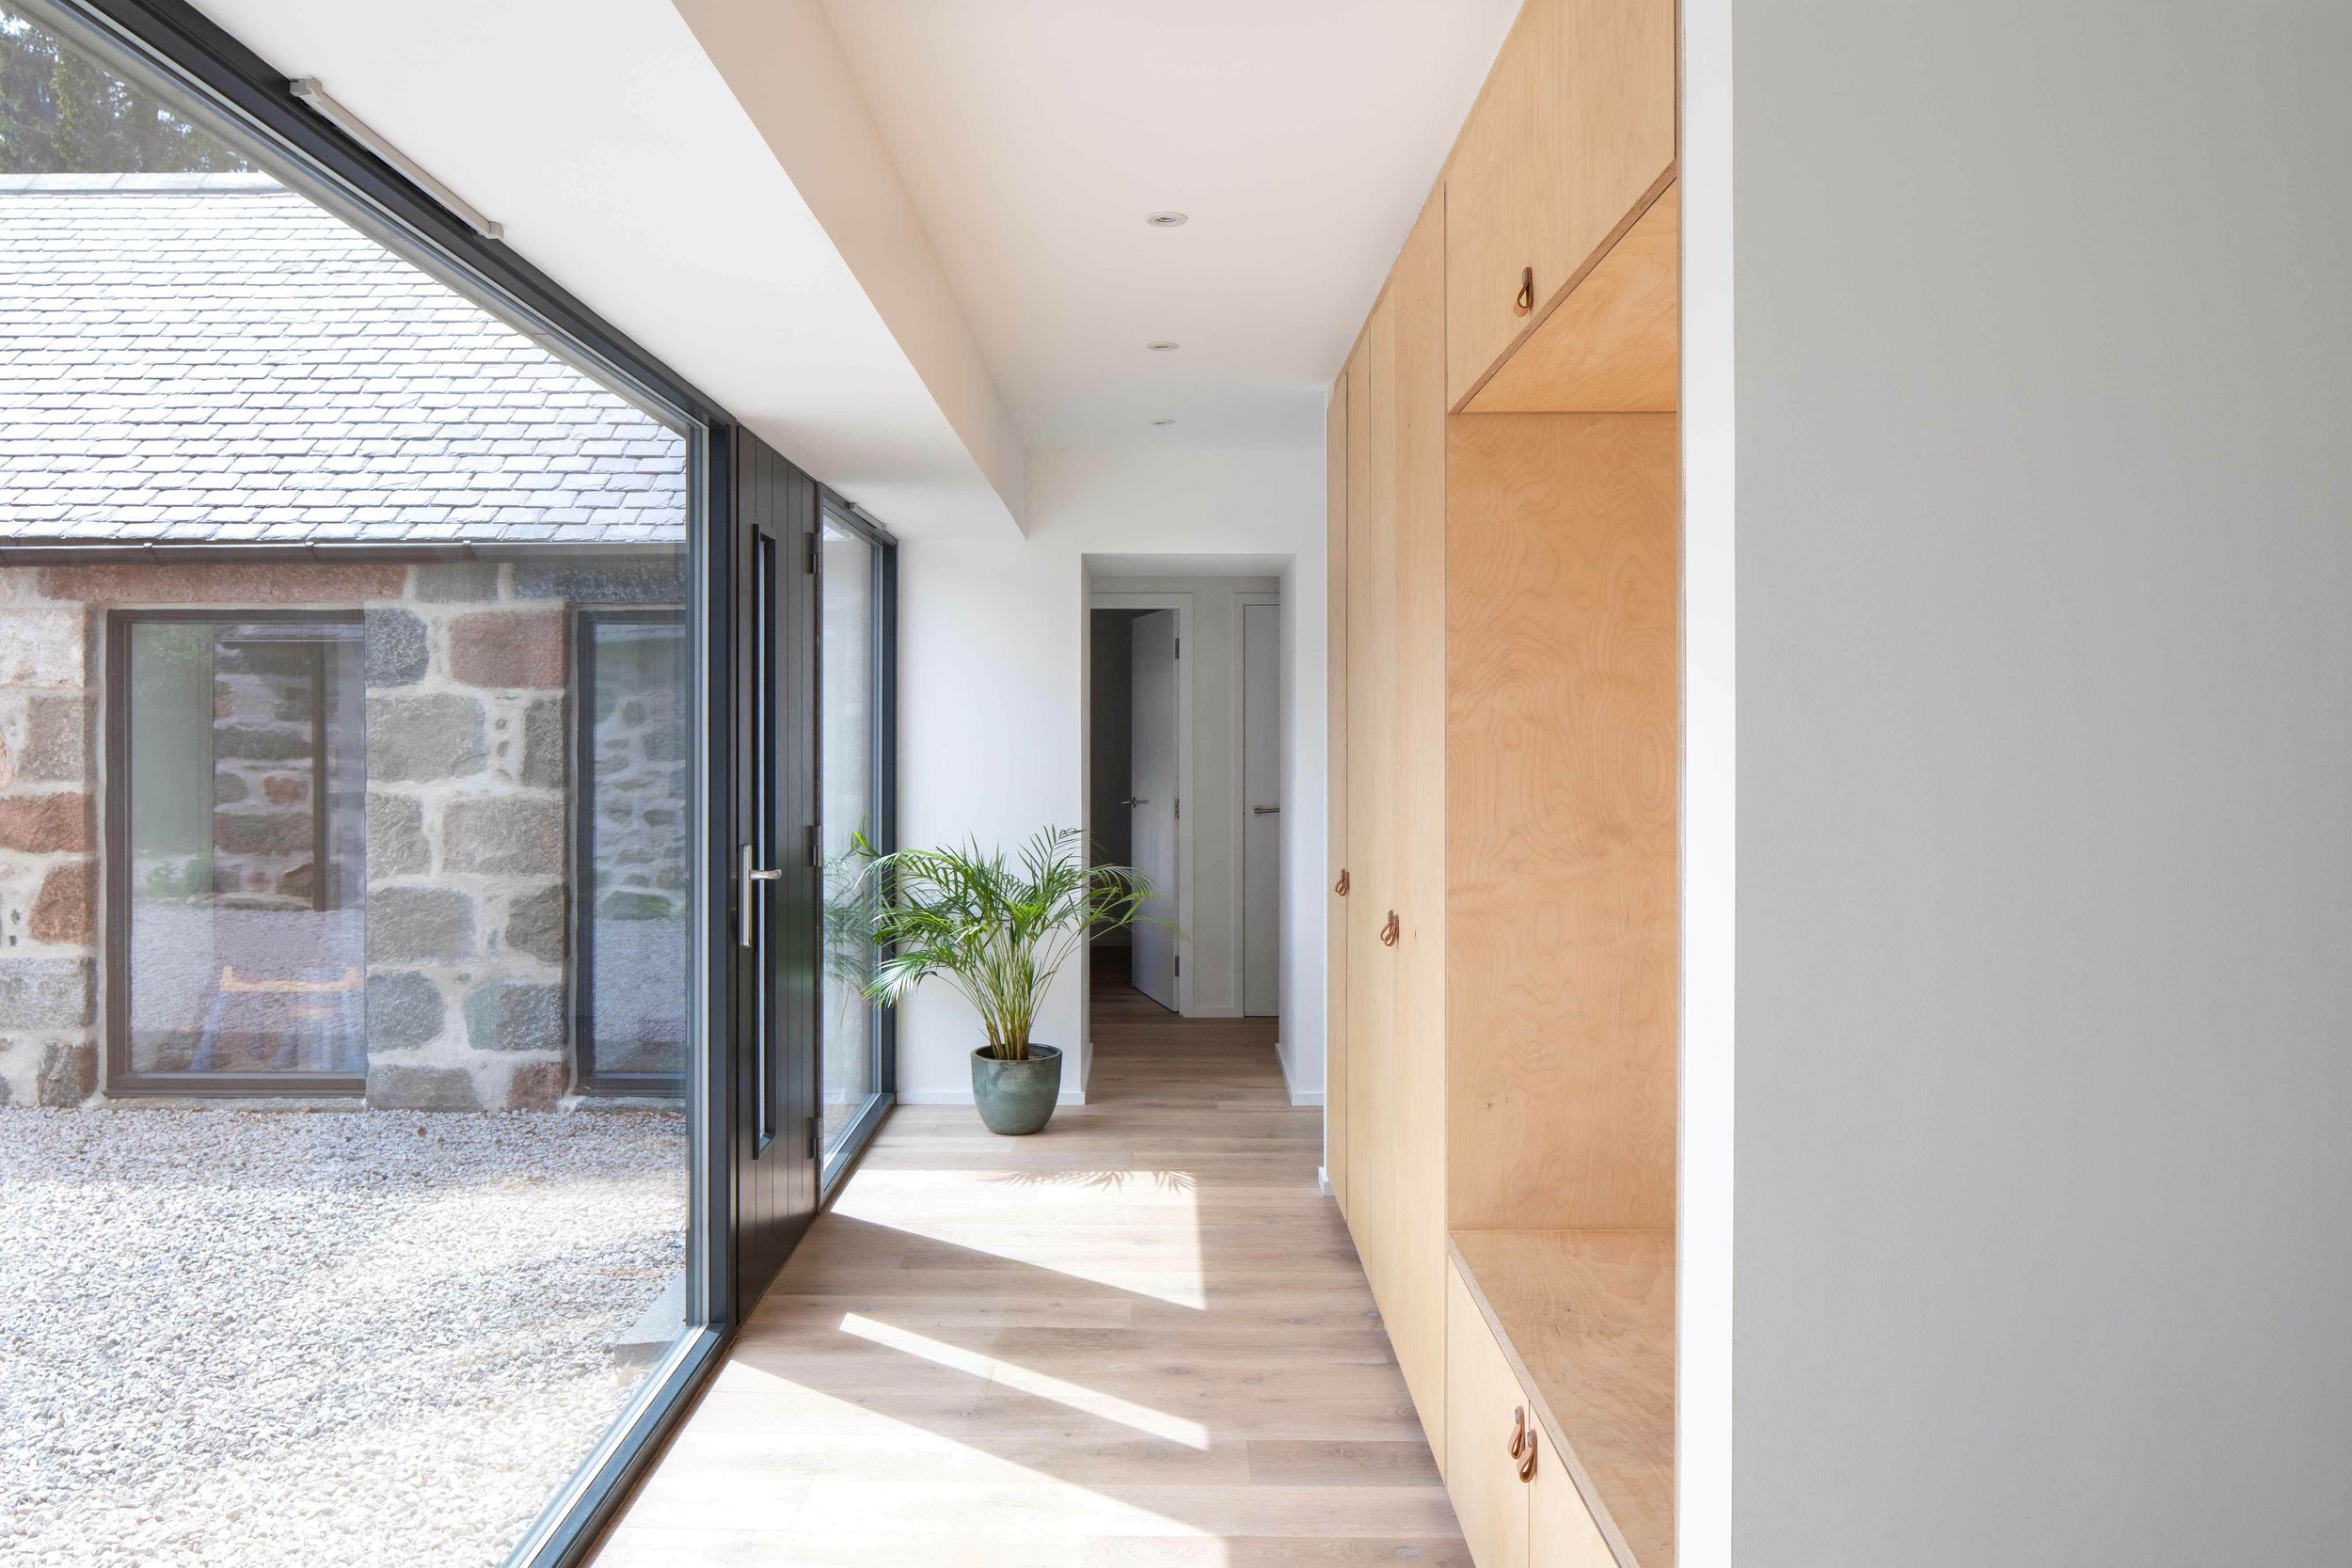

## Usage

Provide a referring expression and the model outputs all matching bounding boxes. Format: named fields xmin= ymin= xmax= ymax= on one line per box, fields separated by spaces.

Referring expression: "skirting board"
xmin=1276 ymin=1040 xmax=1326 ymax=1107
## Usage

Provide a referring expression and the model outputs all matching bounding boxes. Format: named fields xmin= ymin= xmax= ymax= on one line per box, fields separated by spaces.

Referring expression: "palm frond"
xmin=848 ymin=826 xmax=1179 ymax=1059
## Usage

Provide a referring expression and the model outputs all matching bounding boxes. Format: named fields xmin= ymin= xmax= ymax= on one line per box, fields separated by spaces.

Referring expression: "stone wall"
xmin=0 ymin=555 xmax=685 ymax=1110
xmin=0 ymin=577 xmax=98 ymax=1106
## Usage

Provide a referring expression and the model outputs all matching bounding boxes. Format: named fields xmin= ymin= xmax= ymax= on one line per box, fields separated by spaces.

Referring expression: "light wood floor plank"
xmin=590 ymin=965 xmax=1461 ymax=1564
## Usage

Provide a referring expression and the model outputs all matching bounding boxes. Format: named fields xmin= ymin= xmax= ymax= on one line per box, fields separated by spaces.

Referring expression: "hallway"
xmin=592 ymin=965 xmax=1464 ymax=1565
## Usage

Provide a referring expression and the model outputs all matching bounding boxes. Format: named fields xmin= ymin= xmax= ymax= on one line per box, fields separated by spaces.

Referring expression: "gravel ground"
xmin=0 ymin=1107 xmax=688 ymax=1568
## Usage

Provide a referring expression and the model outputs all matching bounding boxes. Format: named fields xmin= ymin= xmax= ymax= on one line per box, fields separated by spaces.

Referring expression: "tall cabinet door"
xmin=1325 ymin=372 xmax=1351 ymax=1212
xmin=1343 ymin=321 xmax=1392 ymax=1276
xmin=1380 ymin=188 xmax=1452 ymax=1462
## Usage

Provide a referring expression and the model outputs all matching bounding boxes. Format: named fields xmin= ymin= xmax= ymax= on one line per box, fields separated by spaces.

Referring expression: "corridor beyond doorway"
xmin=592 ymin=951 xmax=1462 ymax=1564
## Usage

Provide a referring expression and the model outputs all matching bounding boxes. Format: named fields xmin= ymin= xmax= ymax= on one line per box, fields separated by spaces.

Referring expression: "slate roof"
xmin=0 ymin=173 xmax=686 ymax=548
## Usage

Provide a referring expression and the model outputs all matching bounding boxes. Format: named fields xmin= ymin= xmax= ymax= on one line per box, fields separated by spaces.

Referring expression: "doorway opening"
xmin=1084 ymin=562 xmax=1292 ymax=1102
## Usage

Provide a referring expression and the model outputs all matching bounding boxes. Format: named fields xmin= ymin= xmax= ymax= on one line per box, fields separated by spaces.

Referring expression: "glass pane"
xmin=0 ymin=8 xmax=703 ymax=1565
xmin=818 ymin=515 xmax=879 ymax=1153
xmin=125 ymin=618 xmax=366 ymax=1079
xmin=579 ymin=611 xmax=691 ymax=1088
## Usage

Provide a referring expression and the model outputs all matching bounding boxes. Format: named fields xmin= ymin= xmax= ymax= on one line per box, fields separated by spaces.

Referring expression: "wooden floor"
xmin=592 ymin=956 xmax=1465 ymax=1566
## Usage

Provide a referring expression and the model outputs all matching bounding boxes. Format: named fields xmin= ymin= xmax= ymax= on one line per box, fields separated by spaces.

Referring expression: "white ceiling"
xmin=192 ymin=0 xmax=1023 ymax=537
xmin=180 ymin=0 xmax=1516 ymax=532
xmin=817 ymin=0 xmax=1520 ymax=451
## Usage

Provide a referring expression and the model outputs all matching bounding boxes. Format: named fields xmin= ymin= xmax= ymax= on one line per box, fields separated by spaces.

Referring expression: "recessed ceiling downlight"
xmin=1146 ymin=341 xmax=1180 ymax=352
xmin=1144 ymin=211 xmax=1188 ymax=227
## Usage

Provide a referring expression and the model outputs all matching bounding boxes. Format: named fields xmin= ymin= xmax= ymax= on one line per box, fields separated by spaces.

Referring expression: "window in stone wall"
xmin=572 ymin=605 xmax=690 ymax=1094
xmin=106 ymin=611 xmax=368 ymax=1093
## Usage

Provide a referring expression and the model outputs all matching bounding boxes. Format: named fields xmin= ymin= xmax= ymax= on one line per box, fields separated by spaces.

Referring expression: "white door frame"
xmin=1088 ymin=591 xmax=1195 ymax=1017
xmin=1235 ymin=592 xmax=1282 ymax=1018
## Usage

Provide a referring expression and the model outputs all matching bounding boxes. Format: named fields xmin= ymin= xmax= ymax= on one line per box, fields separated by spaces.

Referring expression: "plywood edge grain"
xmin=1450 ymin=162 xmax=1677 ymax=413
xmin=1467 ymin=181 xmax=1679 ymax=413
xmin=1448 ymin=1229 xmax=1676 ymax=1568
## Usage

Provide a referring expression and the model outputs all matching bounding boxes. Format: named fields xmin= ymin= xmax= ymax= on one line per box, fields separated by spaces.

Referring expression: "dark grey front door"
xmin=733 ymin=429 xmax=820 ymax=1314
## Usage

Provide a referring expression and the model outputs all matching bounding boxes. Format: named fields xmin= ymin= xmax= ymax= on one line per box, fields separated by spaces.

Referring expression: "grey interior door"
xmin=1128 ymin=609 xmax=1180 ymax=1012
xmin=1243 ymin=601 xmax=1282 ymax=1017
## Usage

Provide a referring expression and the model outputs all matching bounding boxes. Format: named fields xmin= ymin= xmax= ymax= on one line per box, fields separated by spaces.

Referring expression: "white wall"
xmin=896 ymin=446 xmax=1325 ymax=1105
xmin=1724 ymin=4 xmax=2352 ymax=1564
xmin=1089 ymin=576 xmax=1281 ymax=1024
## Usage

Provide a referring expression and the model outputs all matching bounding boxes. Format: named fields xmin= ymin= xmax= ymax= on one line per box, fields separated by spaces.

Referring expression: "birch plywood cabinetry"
xmin=1325 ymin=370 xmax=1350 ymax=1215
xmin=1445 ymin=0 xmax=1677 ymax=408
xmin=1445 ymin=411 xmax=1678 ymax=1233
xmin=1341 ymin=189 xmax=1451 ymax=1468
xmin=1324 ymin=2 xmax=1681 ymax=1557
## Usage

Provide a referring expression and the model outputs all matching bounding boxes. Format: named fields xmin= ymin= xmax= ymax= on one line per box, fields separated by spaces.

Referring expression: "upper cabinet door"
xmin=1445 ymin=0 xmax=1677 ymax=407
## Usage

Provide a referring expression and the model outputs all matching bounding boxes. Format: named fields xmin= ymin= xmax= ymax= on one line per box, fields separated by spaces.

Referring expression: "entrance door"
xmin=733 ymin=431 xmax=819 ymax=1315
xmin=1243 ymin=601 xmax=1281 ymax=1017
xmin=1128 ymin=609 xmax=1181 ymax=1012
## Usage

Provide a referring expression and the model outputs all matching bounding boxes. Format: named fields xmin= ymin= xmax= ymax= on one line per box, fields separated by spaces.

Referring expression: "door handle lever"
xmin=738 ymin=842 xmax=784 ymax=948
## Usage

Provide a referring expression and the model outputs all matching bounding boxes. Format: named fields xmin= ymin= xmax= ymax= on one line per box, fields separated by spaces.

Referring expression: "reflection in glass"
xmin=124 ymin=616 xmax=366 ymax=1084
xmin=819 ymin=515 xmax=882 ymax=1154
xmin=577 ymin=610 xmax=691 ymax=1091
xmin=0 ymin=8 xmax=702 ymax=1564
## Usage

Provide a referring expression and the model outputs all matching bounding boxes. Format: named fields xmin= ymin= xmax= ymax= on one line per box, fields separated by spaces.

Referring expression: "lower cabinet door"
xmin=1530 ymin=1433 xmax=1616 ymax=1568
xmin=1445 ymin=1262 xmax=1532 ymax=1568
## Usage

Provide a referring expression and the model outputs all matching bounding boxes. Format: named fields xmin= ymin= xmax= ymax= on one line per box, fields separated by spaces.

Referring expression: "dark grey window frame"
xmin=24 ymin=5 xmax=749 ymax=1567
xmin=815 ymin=491 xmax=898 ymax=1195
xmin=102 ymin=607 xmax=368 ymax=1099
xmin=570 ymin=603 xmax=690 ymax=1098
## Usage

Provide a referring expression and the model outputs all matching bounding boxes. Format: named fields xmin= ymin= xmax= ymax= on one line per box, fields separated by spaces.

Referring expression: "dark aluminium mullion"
xmin=874 ymin=525 xmax=898 ymax=1101
xmin=508 ymin=424 xmax=739 ymax=1568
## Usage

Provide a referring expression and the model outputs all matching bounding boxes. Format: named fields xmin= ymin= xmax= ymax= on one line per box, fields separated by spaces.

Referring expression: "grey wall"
xmin=1733 ymin=3 xmax=2352 ymax=1563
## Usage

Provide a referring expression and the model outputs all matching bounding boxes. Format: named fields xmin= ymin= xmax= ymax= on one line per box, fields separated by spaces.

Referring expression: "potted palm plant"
xmin=854 ymin=827 xmax=1164 ymax=1134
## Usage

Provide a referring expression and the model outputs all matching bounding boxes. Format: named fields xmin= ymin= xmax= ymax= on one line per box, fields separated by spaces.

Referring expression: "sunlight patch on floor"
xmin=839 ymin=1312 xmax=1213 ymax=1449
xmin=829 ymin=1166 xmax=1209 ymax=1308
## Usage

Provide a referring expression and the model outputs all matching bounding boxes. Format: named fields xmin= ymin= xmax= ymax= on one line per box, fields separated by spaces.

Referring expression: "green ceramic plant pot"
xmin=970 ymin=1044 xmax=1063 ymax=1135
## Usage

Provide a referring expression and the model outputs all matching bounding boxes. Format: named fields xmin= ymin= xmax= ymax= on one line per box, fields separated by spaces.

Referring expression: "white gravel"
xmin=0 ymin=1106 xmax=688 ymax=1568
